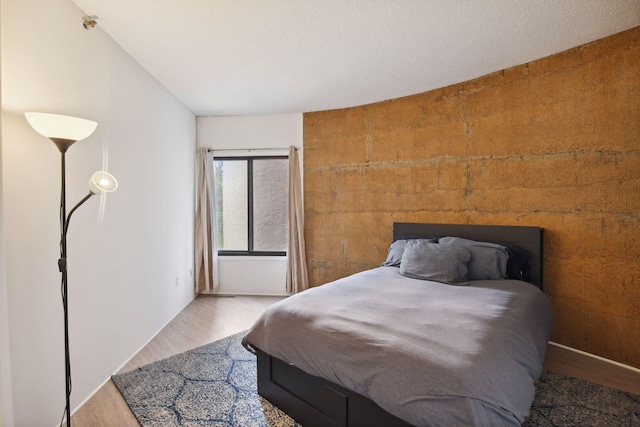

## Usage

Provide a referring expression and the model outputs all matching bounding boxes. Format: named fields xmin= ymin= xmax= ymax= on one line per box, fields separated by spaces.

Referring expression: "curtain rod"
xmin=207 ymin=147 xmax=299 ymax=152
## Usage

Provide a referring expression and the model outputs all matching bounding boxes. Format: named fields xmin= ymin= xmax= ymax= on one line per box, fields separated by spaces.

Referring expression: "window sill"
xmin=218 ymin=255 xmax=287 ymax=262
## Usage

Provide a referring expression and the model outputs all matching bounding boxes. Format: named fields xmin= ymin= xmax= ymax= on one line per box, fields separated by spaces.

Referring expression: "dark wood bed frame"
xmin=255 ymin=223 xmax=544 ymax=427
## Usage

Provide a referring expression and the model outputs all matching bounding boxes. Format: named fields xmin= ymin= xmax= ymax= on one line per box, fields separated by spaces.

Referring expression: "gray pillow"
xmin=399 ymin=240 xmax=471 ymax=284
xmin=439 ymin=236 xmax=508 ymax=280
xmin=382 ymin=238 xmax=437 ymax=267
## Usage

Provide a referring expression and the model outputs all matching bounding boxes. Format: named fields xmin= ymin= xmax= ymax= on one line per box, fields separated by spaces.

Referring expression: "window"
xmin=214 ymin=156 xmax=288 ymax=256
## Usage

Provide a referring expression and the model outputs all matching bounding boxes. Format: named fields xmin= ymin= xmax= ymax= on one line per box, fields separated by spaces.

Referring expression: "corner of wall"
xmin=0 ymin=7 xmax=16 ymax=422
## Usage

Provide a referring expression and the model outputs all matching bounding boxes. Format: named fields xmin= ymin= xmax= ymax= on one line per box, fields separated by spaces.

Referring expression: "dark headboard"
xmin=393 ymin=223 xmax=544 ymax=290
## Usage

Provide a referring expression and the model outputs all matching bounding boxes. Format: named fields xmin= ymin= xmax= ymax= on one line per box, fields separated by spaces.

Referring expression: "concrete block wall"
xmin=303 ymin=27 xmax=640 ymax=368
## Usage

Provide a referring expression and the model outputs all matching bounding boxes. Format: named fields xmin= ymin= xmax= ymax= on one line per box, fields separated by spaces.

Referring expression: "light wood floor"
xmin=71 ymin=295 xmax=640 ymax=426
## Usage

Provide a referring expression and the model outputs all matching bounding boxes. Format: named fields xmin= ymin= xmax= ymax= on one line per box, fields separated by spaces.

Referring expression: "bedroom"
xmin=1 ymin=1 xmax=639 ymax=426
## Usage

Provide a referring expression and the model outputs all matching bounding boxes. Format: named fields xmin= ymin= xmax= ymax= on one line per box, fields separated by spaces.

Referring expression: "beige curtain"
xmin=286 ymin=146 xmax=309 ymax=293
xmin=194 ymin=148 xmax=218 ymax=293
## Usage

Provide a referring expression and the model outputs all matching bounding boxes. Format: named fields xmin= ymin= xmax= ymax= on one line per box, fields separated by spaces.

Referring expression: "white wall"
xmin=0 ymin=4 xmax=14 ymax=425
xmin=197 ymin=114 xmax=303 ymax=151
xmin=197 ymin=114 xmax=302 ymax=295
xmin=1 ymin=0 xmax=196 ymax=425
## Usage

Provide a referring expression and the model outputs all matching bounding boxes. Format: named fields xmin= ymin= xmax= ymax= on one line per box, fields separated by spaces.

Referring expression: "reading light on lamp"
xmin=24 ymin=112 xmax=117 ymax=427
xmin=89 ymin=171 xmax=118 ymax=194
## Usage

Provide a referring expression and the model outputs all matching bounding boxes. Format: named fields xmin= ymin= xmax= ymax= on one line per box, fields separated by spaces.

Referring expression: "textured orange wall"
xmin=303 ymin=27 xmax=640 ymax=368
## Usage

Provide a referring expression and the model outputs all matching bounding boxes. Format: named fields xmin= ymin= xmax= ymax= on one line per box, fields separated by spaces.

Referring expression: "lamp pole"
xmin=54 ymin=140 xmax=75 ymax=427
xmin=43 ymin=137 xmax=72 ymax=427
xmin=61 ymin=153 xmax=71 ymax=427
xmin=57 ymin=144 xmax=97 ymax=427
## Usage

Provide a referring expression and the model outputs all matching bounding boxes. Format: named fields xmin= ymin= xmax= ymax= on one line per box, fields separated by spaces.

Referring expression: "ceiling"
xmin=71 ymin=0 xmax=640 ymax=117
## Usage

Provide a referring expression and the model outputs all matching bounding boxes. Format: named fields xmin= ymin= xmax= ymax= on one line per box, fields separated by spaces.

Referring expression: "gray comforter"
xmin=243 ymin=267 xmax=553 ymax=427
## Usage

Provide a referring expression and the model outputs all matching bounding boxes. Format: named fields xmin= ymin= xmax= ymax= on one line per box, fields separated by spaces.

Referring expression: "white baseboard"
xmin=198 ymin=291 xmax=290 ymax=297
xmin=549 ymin=341 xmax=640 ymax=374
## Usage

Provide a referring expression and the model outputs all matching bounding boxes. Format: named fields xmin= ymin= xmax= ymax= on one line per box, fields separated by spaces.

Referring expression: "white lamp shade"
xmin=25 ymin=112 xmax=97 ymax=142
xmin=89 ymin=171 xmax=118 ymax=194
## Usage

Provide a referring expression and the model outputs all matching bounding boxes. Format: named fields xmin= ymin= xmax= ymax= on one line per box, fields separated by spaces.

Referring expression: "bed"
xmin=242 ymin=223 xmax=553 ymax=427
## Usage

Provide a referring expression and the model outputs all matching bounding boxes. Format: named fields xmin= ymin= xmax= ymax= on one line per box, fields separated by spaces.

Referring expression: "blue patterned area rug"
xmin=112 ymin=332 xmax=300 ymax=426
xmin=113 ymin=332 xmax=640 ymax=427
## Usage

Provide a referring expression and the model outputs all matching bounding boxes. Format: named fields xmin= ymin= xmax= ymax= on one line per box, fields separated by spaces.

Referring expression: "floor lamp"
xmin=24 ymin=112 xmax=118 ymax=427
